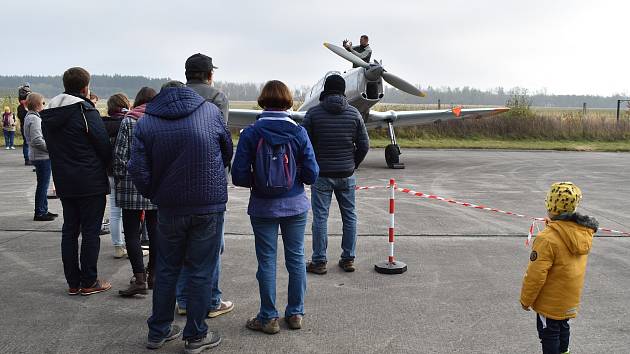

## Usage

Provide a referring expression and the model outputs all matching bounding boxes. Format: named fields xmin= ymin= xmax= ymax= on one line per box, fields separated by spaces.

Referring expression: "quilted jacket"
xmin=128 ymin=87 xmax=233 ymax=216
xmin=302 ymin=94 xmax=369 ymax=178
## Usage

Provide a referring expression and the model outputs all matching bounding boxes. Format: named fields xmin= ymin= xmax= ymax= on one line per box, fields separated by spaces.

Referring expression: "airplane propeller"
xmin=323 ymin=42 xmax=426 ymax=98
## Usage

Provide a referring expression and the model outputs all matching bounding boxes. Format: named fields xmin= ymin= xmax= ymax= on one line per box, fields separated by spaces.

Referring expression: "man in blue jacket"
xmin=41 ymin=67 xmax=113 ymax=296
xmin=128 ymin=81 xmax=232 ymax=353
xmin=302 ymin=74 xmax=370 ymax=274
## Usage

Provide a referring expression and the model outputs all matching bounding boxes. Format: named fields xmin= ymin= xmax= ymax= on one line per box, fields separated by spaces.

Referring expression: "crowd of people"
xmin=9 ymin=53 xmax=370 ymax=353
xmin=5 ymin=46 xmax=598 ymax=354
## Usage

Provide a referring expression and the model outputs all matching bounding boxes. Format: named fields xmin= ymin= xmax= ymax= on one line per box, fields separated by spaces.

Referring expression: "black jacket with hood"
xmin=302 ymin=94 xmax=370 ymax=178
xmin=40 ymin=93 xmax=112 ymax=198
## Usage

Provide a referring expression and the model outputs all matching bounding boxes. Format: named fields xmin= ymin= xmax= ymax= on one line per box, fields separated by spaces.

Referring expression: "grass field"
xmin=4 ymin=98 xmax=630 ymax=152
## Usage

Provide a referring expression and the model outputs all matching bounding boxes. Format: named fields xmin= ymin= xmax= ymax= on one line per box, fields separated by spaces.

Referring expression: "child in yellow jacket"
xmin=520 ymin=182 xmax=598 ymax=354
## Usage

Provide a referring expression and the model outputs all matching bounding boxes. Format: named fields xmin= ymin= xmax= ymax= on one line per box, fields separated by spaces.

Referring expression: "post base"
xmin=374 ymin=260 xmax=408 ymax=274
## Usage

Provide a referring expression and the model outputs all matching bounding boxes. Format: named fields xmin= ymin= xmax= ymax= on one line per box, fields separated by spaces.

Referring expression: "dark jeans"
xmin=3 ymin=130 xmax=15 ymax=147
xmin=32 ymin=159 xmax=51 ymax=216
xmin=122 ymin=209 xmax=157 ymax=274
xmin=536 ymin=315 xmax=570 ymax=354
xmin=251 ymin=212 xmax=307 ymax=322
xmin=148 ymin=212 xmax=223 ymax=341
xmin=60 ymin=195 xmax=107 ymax=288
xmin=176 ymin=212 xmax=225 ymax=311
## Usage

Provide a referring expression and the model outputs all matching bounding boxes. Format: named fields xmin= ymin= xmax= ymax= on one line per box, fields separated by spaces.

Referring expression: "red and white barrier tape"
xmin=394 ymin=186 xmax=630 ymax=239
xmin=229 ymin=183 xmax=630 ymax=239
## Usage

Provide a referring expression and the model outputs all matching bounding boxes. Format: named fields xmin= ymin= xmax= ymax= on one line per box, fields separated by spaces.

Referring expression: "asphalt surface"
xmin=1 ymin=148 xmax=629 ymax=353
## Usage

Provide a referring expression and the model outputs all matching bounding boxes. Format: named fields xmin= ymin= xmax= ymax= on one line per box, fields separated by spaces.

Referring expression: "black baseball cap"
xmin=185 ymin=53 xmax=218 ymax=72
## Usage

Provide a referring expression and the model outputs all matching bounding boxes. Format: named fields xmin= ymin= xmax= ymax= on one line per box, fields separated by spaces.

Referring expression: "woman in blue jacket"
xmin=232 ymin=80 xmax=319 ymax=334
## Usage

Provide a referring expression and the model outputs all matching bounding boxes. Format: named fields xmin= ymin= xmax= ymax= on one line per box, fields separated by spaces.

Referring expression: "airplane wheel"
xmin=385 ymin=144 xmax=401 ymax=167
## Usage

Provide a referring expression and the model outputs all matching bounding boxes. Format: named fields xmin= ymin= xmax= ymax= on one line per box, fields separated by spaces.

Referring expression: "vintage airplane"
xmin=229 ymin=42 xmax=509 ymax=169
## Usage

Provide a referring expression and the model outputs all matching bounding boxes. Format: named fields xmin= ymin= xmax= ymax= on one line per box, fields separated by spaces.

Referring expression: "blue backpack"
xmin=253 ymin=137 xmax=297 ymax=196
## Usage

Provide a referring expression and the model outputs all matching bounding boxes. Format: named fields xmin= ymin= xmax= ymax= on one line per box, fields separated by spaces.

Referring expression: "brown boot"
xmin=119 ymin=272 xmax=148 ymax=297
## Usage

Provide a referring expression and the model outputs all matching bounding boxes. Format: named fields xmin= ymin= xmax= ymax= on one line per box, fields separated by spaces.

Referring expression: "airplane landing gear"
xmin=385 ymin=121 xmax=404 ymax=169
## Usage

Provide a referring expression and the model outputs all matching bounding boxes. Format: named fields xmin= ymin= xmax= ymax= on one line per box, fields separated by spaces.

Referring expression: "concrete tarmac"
xmin=1 ymin=148 xmax=629 ymax=353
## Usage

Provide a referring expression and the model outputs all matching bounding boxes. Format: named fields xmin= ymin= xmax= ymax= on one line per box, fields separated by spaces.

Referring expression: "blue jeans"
xmin=148 ymin=212 xmax=223 ymax=341
xmin=310 ymin=175 xmax=357 ymax=263
xmin=3 ymin=130 xmax=15 ymax=147
xmin=108 ymin=177 xmax=123 ymax=246
xmin=60 ymin=195 xmax=106 ymax=288
xmin=176 ymin=217 xmax=224 ymax=311
xmin=536 ymin=315 xmax=570 ymax=354
xmin=22 ymin=138 xmax=29 ymax=161
xmin=32 ymin=159 xmax=51 ymax=216
xmin=251 ymin=212 xmax=307 ymax=322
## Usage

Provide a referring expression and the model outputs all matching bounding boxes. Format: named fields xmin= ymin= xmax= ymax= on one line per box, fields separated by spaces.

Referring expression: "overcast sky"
xmin=2 ymin=0 xmax=628 ymax=96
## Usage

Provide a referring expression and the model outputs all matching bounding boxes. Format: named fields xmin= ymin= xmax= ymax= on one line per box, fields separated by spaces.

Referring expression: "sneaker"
xmin=338 ymin=259 xmax=356 ymax=272
xmin=10 ymin=146 xmax=16 ymax=150
xmin=113 ymin=246 xmax=127 ymax=259
xmin=146 ymin=324 xmax=182 ymax=349
xmin=246 ymin=317 xmax=280 ymax=335
xmin=285 ymin=315 xmax=303 ymax=330
xmin=176 ymin=303 xmax=187 ymax=316
xmin=184 ymin=332 xmax=221 ymax=354
xmin=34 ymin=214 xmax=56 ymax=221
xmin=68 ymin=288 xmax=80 ymax=296
xmin=46 ymin=211 xmax=59 ymax=218
xmin=5 ymin=147 xmax=9 ymax=150
xmin=80 ymin=279 xmax=112 ymax=296
xmin=306 ymin=261 xmax=327 ymax=275
xmin=208 ymin=300 xmax=234 ymax=318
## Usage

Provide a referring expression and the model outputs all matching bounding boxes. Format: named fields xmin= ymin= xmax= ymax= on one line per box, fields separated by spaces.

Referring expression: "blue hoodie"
xmin=232 ymin=110 xmax=319 ymax=218
xmin=128 ymin=87 xmax=233 ymax=216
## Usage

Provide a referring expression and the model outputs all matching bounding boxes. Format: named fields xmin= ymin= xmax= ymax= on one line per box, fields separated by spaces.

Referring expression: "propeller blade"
xmin=323 ymin=42 xmax=370 ymax=68
xmin=382 ymin=72 xmax=426 ymax=97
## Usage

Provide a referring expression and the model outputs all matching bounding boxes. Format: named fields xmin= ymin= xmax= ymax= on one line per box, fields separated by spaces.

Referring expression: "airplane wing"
xmin=366 ymin=107 xmax=509 ymax=128
xmin=228 ymin=109 xmax=307 ymax=129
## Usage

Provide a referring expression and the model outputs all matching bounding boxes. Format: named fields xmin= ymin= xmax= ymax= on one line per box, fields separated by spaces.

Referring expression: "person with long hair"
xmin=103 ymin=93 xmax=131 ymax=258
xmin=232 ymin=80 xmax=319 ymax=334
xmin=113 ymin=87 xmax=158 ymax=296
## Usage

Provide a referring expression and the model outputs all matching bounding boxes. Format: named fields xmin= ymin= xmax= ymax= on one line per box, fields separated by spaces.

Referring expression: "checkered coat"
xmin=113 ymin=113 xmax=157 ymax=210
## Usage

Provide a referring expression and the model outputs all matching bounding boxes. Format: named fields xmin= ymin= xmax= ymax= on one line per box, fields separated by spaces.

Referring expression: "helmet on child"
xmin=545 ymin=182 xmax=582 ymax=215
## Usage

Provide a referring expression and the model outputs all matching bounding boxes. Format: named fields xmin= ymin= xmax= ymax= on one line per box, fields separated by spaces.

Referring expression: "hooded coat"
xmin=128 ymin=87 xmax=232 ymax=216
xmin=40 ymin=93 xmax=111 ymax=198
xmin=232 ymin=110 xmax=319 ymax=218
xmin=302 ymin=94 xmax=369 ymax=178
xmin=520 ymin=213 xmax=598 ymax=320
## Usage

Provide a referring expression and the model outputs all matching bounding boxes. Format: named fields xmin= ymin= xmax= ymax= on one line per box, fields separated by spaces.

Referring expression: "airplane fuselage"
xmin=298 ymin=67 xmax=384 ymax=121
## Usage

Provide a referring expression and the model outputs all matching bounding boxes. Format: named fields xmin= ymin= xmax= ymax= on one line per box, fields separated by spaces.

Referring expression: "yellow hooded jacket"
xmin=520 ymin=215 xmax=597 ymax=320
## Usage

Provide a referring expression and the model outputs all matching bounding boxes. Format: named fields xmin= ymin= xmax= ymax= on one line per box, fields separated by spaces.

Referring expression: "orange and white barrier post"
xmin=375 ymin=179 xmax=408 ymax=274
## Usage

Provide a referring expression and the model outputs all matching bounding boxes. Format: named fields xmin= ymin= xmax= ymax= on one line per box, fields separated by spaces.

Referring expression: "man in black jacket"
xmin=41 ymin=67 xmax=113 ymax=296
xmin=302 ymin=74 xmax=370 ymax=274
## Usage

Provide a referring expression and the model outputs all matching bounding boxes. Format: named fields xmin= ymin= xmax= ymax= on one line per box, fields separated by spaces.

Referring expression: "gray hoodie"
xmin=24 ymin=111 xmax=48 ymax=161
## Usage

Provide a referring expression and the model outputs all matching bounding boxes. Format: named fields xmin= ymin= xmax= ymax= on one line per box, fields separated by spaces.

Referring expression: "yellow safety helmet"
xmin=545 ymin=182 xmax=582 ymax=215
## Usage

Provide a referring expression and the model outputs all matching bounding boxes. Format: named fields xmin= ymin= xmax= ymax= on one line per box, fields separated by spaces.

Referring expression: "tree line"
xmin=0 ymin=75 xmax=626 ymax=108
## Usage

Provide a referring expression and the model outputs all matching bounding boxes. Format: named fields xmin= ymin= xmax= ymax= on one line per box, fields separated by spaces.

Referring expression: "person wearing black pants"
xmin=112 ymin=87 xmax=159 ymax=296
xmin=121 ymin=209 xmax=157 ymax=295
xmin=40 ymin=68 xmax=113 ymax=296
